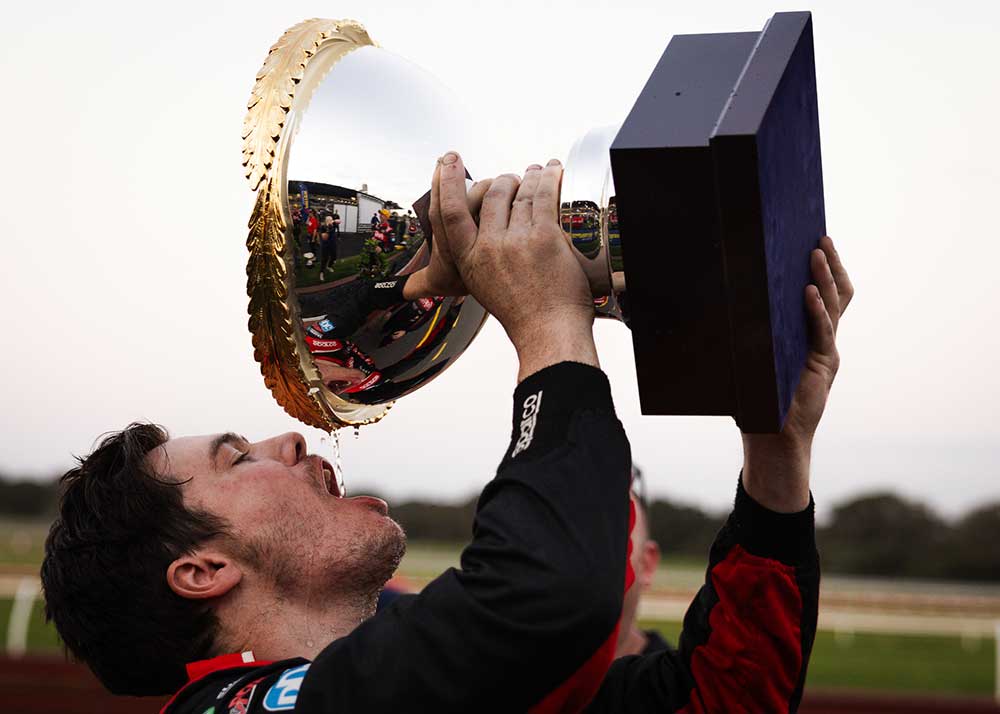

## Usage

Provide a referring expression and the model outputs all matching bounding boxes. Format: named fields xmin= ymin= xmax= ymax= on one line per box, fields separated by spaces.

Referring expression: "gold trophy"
xmin=244 ymin=15 xmax=826 ymax=433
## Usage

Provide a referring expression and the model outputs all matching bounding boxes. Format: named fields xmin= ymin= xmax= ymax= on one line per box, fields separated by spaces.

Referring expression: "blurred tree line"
xmin=0 ymin=477 xmax=58 ymax=518
xmin=1 ymin=474 xmax=997 ymax=581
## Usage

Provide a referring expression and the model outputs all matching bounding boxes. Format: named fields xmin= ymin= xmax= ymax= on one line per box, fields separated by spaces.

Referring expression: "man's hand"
xmin=403 ymin=179 xmax=493 ymax=298
xmin=742 ymin=236 xmax=855 ymax=512
xmin=429 ymin=152 xmax=597 ymax=381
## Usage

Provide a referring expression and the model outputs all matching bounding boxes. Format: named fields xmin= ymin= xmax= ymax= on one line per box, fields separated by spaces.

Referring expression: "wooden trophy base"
xmin=611 ymin=12 xmax=825 ymax=432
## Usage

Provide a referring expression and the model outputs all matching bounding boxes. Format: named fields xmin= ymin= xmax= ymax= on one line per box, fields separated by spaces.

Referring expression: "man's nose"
xmin=257 ymin=432 xmax=307 ymax=465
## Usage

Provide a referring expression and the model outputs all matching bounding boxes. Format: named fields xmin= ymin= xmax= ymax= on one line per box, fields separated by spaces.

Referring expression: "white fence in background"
xmin=5 ymin=576 xmax=40 ymax=658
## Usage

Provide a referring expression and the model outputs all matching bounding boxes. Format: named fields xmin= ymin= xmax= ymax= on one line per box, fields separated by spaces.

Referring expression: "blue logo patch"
xmin=318 ymin=319 xmax=335 ymax=333
xmin=263 ymin=664 xmax=310 ymax=712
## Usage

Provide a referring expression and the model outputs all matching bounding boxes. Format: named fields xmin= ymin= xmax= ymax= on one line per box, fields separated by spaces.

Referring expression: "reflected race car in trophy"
xmin=242 ymin=12 xmax=825 ymax=433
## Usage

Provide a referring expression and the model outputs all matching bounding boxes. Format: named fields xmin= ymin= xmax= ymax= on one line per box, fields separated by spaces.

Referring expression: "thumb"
xmin=436 ymin=152 xmax=477 ymax=258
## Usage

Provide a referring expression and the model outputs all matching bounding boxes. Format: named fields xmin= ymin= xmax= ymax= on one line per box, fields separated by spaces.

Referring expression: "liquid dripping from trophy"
xmin=319 ymin=433 xmax=347 ymax=497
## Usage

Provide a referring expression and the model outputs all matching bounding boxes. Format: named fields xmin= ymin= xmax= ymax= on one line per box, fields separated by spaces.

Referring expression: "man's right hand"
xmin=429 ymin=151 xmax=598 ymax=381
xmin=741 ymin=236 xmax=854 ymax=512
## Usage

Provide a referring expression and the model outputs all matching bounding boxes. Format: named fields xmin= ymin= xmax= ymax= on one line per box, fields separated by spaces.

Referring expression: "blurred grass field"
xmin=2 ymin=530 xmax=996 ymax=697
xmin=640 ymin=620 xmax=995 ymax=696
xmin=0 ymin=519 xmax=47 ymax=566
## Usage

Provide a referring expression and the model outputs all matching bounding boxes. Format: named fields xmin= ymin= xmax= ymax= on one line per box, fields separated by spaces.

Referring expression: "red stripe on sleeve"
xmin=678 ymin=544 xmax=804 ymax=714
xmin=529 ymin=497 xmax=637 ymax=714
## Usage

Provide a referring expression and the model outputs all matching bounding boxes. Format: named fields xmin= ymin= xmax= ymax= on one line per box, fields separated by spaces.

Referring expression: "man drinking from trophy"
xmin=41 ymin=151 xmax=852 ymax=713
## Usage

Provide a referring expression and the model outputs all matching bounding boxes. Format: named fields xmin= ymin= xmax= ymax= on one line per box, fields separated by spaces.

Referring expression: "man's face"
xmin=148 ymin=431 xmax=405 ymax=600
xmin=619 ymin=495 xmax=660 ymax=638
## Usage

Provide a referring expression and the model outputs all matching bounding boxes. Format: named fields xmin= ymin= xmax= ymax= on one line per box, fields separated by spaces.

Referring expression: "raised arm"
xmin=588 ymin=237 xmax=853 ymax=714
xmin=742 ymin=236 xmax=854 ymax=512
xmin=297 ymin=154 xmax=634 ymax=713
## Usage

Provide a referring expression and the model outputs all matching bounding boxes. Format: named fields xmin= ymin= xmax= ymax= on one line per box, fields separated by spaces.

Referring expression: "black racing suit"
xmin=161 ymin=363 xmax=819 ymax=714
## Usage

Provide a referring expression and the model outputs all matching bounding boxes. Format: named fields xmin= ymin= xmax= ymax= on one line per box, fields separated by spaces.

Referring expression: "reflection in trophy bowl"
xmin=243 ymin=19 xmax=623 ymax=429
xmin=280 ymin=34 xmax=493 ymax=424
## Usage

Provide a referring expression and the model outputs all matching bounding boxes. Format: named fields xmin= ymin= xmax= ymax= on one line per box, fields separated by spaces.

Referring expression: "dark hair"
xmin=41 ymin=423 xmax=230 ymax=696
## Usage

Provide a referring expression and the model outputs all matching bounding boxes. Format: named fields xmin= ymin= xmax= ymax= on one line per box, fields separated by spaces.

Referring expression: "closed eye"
xmin=235 ymin=450 xmax=254 ymax=465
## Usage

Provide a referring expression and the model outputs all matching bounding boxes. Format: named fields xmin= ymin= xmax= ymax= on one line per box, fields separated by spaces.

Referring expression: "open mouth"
xmin=318 ymin=457 xmax=341 ymax=497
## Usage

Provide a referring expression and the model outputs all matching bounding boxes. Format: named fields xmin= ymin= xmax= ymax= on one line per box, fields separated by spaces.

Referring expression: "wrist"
xmin=511 ymin=314 xmax=598 ymax=383
xmin=741 ymin=432 xmax=812 ymax=513
xmin=742 ymin=431 xmax=812 ymax=461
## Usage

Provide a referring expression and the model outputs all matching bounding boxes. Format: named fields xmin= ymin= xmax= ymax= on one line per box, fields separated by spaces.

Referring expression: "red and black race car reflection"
xmin=303 ymin=324 xmax=383 ymax=395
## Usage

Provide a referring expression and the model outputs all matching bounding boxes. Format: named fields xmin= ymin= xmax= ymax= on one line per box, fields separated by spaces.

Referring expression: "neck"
xmin=615 ymin=626 xmax=649 ymax=658
xmin=214 ymin=582 xmax=378 ymax=662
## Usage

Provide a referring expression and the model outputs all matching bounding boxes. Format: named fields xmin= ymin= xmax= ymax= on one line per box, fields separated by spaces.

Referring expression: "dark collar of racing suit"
xmin=160 ymin=651 xmax=306 ymax=714
xmin=640 ymin=629 xmax=672 ymax=656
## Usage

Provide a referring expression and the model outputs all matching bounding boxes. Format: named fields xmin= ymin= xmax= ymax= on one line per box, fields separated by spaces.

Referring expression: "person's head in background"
xmin=615 ymin=465 xmax=667 ymax=658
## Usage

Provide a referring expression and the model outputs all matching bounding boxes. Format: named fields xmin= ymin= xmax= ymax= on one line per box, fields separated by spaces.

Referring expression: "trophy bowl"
xmin=242 ymin=19 xmax=624 ymax=430
xmin=242 ymin=20 xmax=489 ymax=431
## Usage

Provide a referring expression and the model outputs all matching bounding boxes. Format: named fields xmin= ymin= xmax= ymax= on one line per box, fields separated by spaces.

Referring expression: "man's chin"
xmin=357 ymin=517 xmax=407 ymax=595
xmin=382 ymin=518 xmax=407 ymax=575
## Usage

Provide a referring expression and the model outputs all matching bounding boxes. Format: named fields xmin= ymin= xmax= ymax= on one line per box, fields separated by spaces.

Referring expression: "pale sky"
xmin=0 ymin=0 xmax=997 ymax=519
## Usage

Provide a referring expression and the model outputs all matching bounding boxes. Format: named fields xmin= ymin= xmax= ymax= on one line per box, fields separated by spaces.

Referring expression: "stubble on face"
xmin=349 ymin=516 xmax=407 ymax=597
xmin=236 ymin=508 xmax=407 ymax=603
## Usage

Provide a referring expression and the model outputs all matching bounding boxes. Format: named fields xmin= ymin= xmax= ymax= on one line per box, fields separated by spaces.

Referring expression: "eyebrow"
xmin=209 ymin=432 xmax=247 ymax=469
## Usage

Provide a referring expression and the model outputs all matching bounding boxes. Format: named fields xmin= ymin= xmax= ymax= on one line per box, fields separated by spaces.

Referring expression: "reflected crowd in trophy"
xmin=287 ymin=179 xmax=477 ymax=403
xmin=289 ymin=181 xmax=423 ymax=287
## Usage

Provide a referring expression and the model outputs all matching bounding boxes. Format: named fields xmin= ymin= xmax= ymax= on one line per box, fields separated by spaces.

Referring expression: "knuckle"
xmin=478 ymin=203 xmax=500 ymax=224
xmin=441 ymin=193 xmax=463 ymax=213
xmin=496 ymin=174 xmax=520 ymax=190
xmin=441 ymin=207 xmax=465 ymax=228
xmin=534 ymin=184 xmax=554 ymax=200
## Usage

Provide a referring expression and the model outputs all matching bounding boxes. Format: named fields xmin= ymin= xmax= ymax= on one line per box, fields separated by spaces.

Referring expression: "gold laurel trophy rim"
xmin=242 ymin=18 xmax=391 ymax=431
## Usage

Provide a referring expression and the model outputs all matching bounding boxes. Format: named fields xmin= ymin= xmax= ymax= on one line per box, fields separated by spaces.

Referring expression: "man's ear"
xmin=166 ymin=549 xmax=243 ymax=601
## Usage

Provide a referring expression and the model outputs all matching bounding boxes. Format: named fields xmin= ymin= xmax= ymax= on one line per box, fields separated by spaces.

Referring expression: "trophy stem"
xmin=562 ymin=125 xmax=627 ymax=322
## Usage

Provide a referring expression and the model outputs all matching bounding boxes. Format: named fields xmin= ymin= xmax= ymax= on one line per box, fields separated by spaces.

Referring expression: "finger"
xmin=806 ymin=284 xmax=836 ymax=360
xmin=532 ymin=159 xmax=563 ymax=226
xmin=820 ymin=235 xmax=854 ymax=314
xmin=510 ymin=164 xmax=543 ymax=229
xmin=478 ymin=174 xmax=521 ymax=235
xmin=811 ymin=249 xmax=841 ymax=333
xmin=467 ymin=178 xmax=494 ymax=222
xmin=429 ymin=160 xmax=445 ymax=247
xmin=438 ymin=151 xmax=477 ymax=255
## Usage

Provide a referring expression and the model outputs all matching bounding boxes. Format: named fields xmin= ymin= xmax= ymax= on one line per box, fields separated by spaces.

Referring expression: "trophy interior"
xmin=284 ymin=44 xmax=488 ymax=426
